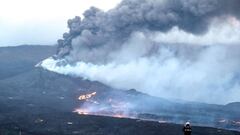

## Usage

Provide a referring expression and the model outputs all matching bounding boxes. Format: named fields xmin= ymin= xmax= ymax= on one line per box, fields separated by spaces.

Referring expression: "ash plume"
xmin=41 ymin=0 xmax=240 ymax=104
xmin=56 ymin=0 xmax=240 ymax=62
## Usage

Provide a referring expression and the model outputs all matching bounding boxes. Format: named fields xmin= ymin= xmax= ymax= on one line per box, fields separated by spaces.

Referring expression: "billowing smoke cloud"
xmin=41 ymin=0 xmax=240 ymax=104
xmin=56 ymin=0 xmax=240 ymax=62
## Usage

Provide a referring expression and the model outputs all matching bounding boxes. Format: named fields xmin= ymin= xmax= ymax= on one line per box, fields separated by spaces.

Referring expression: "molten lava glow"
xmin=74 ymin=108 xmax=89 ymax=115
xmin=74 ymin=107 xmax=130 ymax=118
xmin=113 ymin=114 xmax=126 ymax=118
xmin=78 ymin=92 xmax=97 ymax=100
xmin=75 ymin=92 xmax=136 ymax=119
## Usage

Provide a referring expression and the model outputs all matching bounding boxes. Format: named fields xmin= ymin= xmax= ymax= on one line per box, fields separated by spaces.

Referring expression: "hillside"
xmin=0 ymin=45 xmax=239 ymax=135
xmin=0 ymin=45 xmax=55 ymax=80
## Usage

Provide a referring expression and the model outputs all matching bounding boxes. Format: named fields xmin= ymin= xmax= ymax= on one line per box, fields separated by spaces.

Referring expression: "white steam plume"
xmin=40 ymin=0 xmax=240 ymax=104
xmin=41 ymin=21 xmax=240 ymax=104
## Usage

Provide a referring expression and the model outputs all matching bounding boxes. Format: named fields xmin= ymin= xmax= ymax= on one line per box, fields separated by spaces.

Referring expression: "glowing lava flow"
xmin=74 ymin=91 xmax=134 ymax=118
xmin=74 ymin=108 xmax=89 ymax=115
xmin=74 ymin=92 xmax=97 ymax=115
xmin=78 ymin=92 xmax=97 ymax=100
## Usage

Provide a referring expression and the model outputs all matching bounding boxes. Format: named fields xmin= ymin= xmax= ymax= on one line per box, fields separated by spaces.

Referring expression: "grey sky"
xmin=0 ymin=0 xmax=121 ymax=46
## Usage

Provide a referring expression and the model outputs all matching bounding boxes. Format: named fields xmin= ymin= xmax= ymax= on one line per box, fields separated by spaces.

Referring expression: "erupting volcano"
xmin=1 ymin=0 xmax=240 ymax=134
xmin=40 ymin=0 xmax=240 ymax=104
xmin=36 ymin=0 xmax=240 ymax=131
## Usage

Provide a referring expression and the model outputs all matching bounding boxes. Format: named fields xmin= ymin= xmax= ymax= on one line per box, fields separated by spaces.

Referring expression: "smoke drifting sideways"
xmin=41 ymin=0 xmax=240 ymax=104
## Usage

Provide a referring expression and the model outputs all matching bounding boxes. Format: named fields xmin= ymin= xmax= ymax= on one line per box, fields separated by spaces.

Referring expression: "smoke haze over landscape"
xmin=41 ymin=0 xmax=240 ymax=104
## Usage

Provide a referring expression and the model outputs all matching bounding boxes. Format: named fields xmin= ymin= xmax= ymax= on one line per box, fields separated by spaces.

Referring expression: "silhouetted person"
xmin=182 ymin=122 xmax=192 ymax=135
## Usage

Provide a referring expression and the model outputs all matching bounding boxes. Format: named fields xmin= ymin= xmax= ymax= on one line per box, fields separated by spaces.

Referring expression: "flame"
xmin=113 ymin=114 xmax=125 ymax=118
xmin=78 ymin=92 xmax=96 ymax=100
xmin=74 ymin=108 xmax=89 ymax=115
xmin=75 ymin=94 xmax=135 ymax=119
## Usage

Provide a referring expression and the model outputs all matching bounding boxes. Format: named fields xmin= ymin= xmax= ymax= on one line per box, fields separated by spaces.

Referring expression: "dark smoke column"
xmin=55 ymin=0 xmax=240 ymax=62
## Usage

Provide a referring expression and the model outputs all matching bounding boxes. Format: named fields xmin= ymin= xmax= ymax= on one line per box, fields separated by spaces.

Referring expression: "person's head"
xmin=185 ymin=122 xmax=190 ymax=127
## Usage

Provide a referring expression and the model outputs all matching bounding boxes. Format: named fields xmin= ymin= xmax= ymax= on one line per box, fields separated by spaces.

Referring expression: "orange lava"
xmin=78 ymin=92 xmax=97 ymax=101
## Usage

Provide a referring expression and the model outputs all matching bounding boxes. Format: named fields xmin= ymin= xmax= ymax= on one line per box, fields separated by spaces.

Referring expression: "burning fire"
xmin=73 ymin=92 xmax=240 ymax=131
xmin=74 ymin=108 xmax=129 ymax=118
xmin=78 ymin=92 xmax=97 ymax=100
xmin=74 ymin=91 xmax=135 ymax=119
xmin=113 ymin=114 xmax=126 ymax=118
xmin=74 ymin=108 xmax=89 ymax=115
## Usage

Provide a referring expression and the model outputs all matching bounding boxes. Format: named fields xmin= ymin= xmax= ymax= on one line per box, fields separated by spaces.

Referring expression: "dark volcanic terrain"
xmin=0 ymin=45 xmax=55 ymax=80
xmin=1 ymin=112 xmax=240 ymax=135
xmin=0 ymin=45 xmax=240 ymax=135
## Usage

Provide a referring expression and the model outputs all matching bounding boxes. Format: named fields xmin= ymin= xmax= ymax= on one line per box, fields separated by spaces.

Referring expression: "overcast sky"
xmin=0 ymin=0 xmax=121 ymax=46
